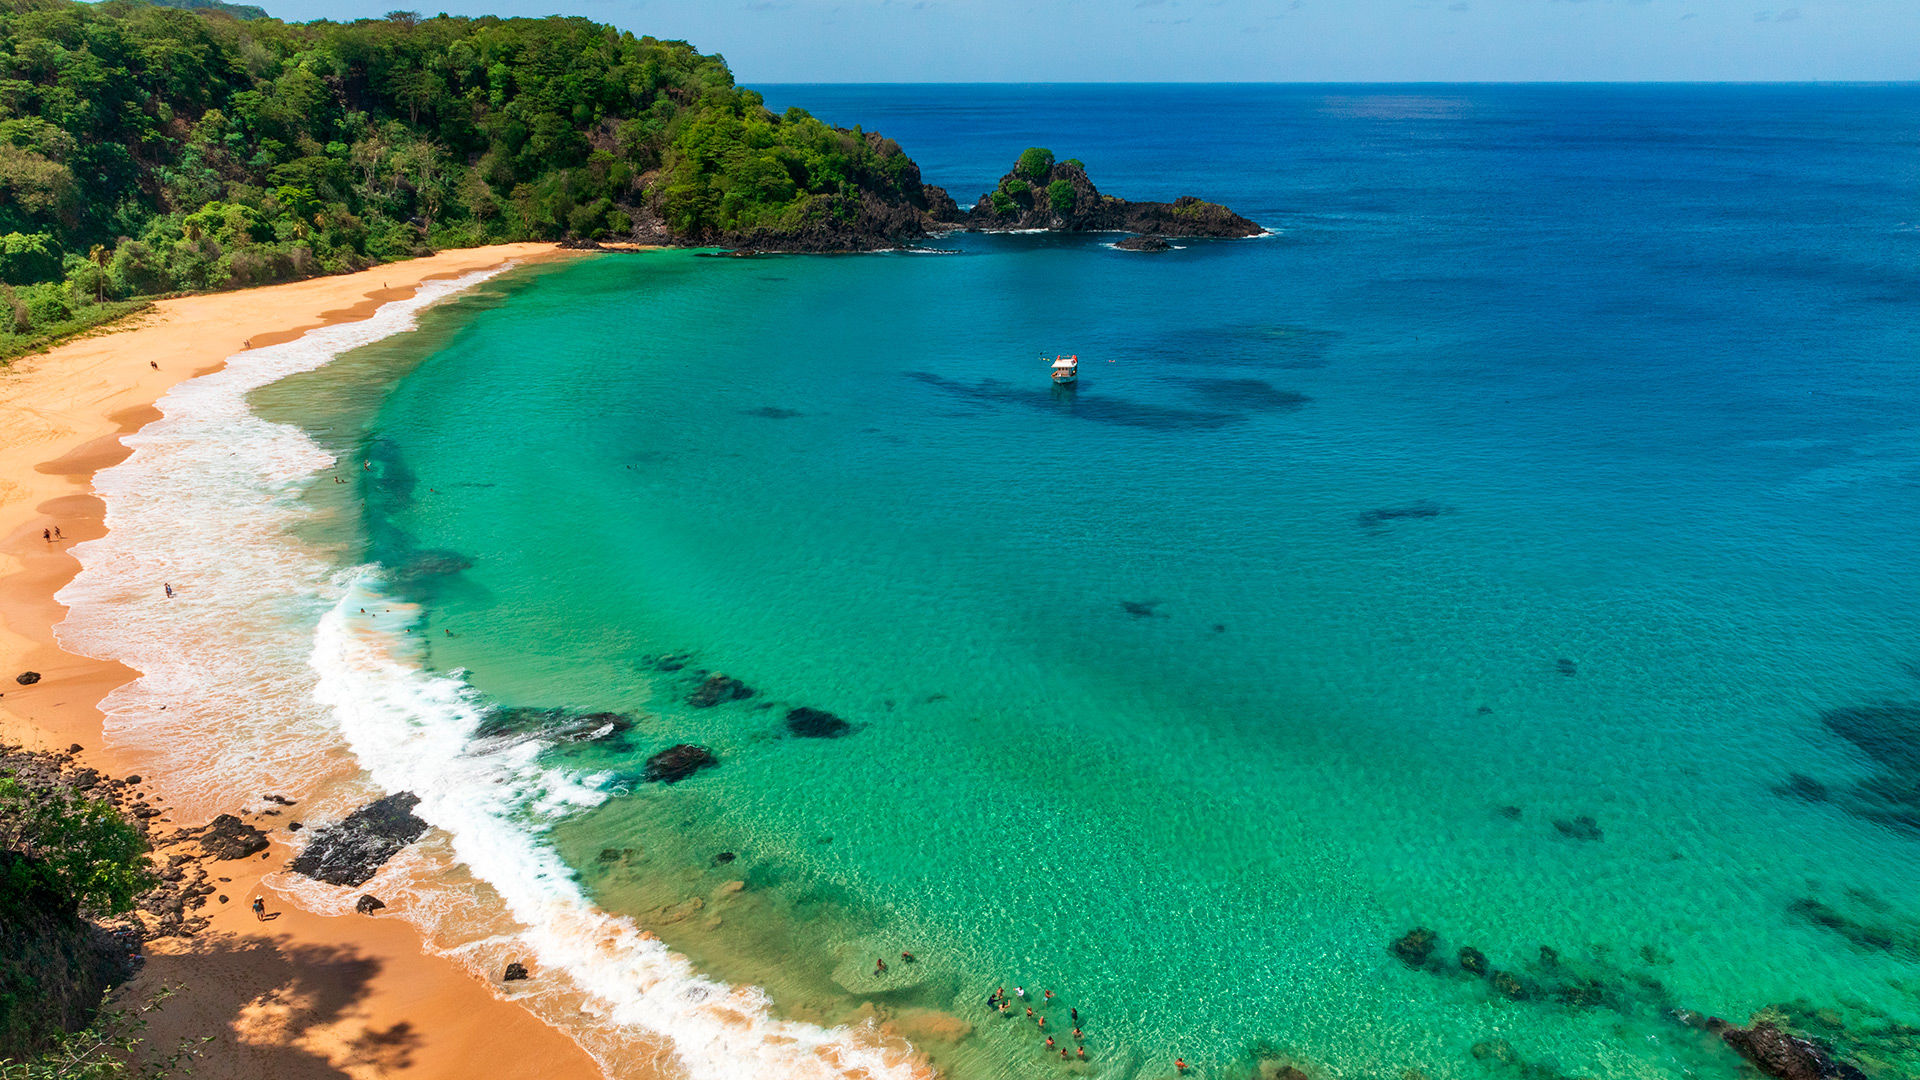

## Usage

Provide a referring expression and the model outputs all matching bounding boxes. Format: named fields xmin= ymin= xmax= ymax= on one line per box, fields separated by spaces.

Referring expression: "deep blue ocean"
xmin=285 ymin=85 xmax=1920 ymax=1080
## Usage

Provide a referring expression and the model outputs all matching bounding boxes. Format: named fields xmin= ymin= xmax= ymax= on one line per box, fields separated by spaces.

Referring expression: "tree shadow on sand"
xmin=128 ymin=933 xmax=421 ymax=1079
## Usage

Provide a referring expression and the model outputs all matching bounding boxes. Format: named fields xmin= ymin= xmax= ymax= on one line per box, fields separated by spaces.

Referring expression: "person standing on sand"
xmin=42 ymin=528 xmax=50 ymax=542
xmin=251 ymin=896 xmax=266 ymax=921
xmin=164 ymin=583 xmax=173 ymax=598
xmin=52 ymin=526 xmax=60 ymax=540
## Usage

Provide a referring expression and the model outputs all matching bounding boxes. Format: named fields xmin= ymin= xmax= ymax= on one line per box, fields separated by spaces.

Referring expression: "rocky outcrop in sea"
xmin=964 ymin=150 xmax=1263 ymax=238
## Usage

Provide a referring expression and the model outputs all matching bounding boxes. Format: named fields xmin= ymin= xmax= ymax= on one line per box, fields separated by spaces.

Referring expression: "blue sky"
xmin=265 ymin=0 xmax=1919 ymax=82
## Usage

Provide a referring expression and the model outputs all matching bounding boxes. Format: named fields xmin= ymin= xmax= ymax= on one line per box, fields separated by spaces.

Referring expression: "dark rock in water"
xmin=1458 ymin=946 xmax=1488 ymax=975
xmin=503 ymin=961 xmax=529 ymax=982
xmin=1555 ymin=977 xmax=1610 ymax=1009
xmin=1774 ymin=773 xmax=1832 ymax=802
xmin=1390 ymin=927 xmax=1437 ymax=967
xmin=1820 ymin=701 xmax=1920 ymax=771
xmin=1213 ymin=624 xmax=1226 ymax=633
xmin=653 ymin=652 xmax=691 ymax=672
xmin=644 ymin=744 xmax=717 ymax=783
xmin=288 ymin=793 xmax=430 ymax=887
xmin=262 ymin=793 xmax=296 ymax=806
xmin=1120 ymin=599 xmax=1165 ymax=618
xmin=1556 ymin=657 xmax=1578 ymax=676
xmin=14 ymin=670 xmax=40 ymax=685
xmin=713 ymin=851 xmax=736 ymax=865
xmin=1476 ymin=704 xmax=1494 ymax=715
xmin=786 ymin=707 xmax=851 ymax=738
xmin=1470 ymin=1039 xmax=1520 ymax=1065
xmin=556 ymin=712 xmax=633 ymax=743
xmin=744 ymin=406 xmax=803 ymax=419
xmin=1114 ymin=235 xmax=1171 ymax=252
xmin=1496 ymin=804 xmax=1523 ymax=820
xmin=1356 ymin=502 xmax=1452 ymax=529
xmin=1786 ymin=896 xmax=1920 ymax=957
xmin=288 ymin=822 xmax=302 ymax=831
xmin=1489 ymin=970 xmax=1530 ymax=1000
xmin=1712 ymin=1019 xmax=1870 ymax=1080
xmin=125 ymin=775 xmax=141 ymax=784
xmin=689 ymin=674 xmax=755 ymax=708
xmin=391 ymin=548 xmax=474 ymax=582
xmin=479 ymin=706 xmax=634 ymax=743
xmin=597 ymin=848 xmax=623 ymax=864
xmin=1553 ymin=814 xmax=1603 ymax=841
xmin=355 ymin=894 xmax=386 ymax=915
xmin=1537 ymin=944 xmax=1560 ymax=967
xmin=200 ymin=814 xmax=270 ymax=860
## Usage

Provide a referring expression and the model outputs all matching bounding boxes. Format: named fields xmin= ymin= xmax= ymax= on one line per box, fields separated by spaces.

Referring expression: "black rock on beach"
xmin=287 ymin=792 xmax=431 ymax=887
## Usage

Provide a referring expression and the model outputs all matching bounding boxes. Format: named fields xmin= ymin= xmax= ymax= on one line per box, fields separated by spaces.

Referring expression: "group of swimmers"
xmin=986 ymin=986 xmax=1091 ymax=1063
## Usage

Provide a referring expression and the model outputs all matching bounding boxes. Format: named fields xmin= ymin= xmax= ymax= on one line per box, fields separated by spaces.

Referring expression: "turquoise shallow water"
xmin=324 ymin=86 xmax=1919 ymax=1079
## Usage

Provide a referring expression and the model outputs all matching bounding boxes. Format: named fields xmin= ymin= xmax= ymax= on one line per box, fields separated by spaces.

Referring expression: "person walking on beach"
xmin=42 ymin=528 xmax=50 ymax=542
xmin=52 ymin=526 xmax=60 ymax=540
xmin=251 ymin=896 xmax=267 ymax=921
xmin=164 ymin=583 xmax=173 ymax=598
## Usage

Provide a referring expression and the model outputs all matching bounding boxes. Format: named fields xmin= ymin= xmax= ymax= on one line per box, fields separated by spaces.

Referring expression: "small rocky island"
xmin=959 ymin=147 xmax=1263 ymax=239
xmin=664 ymin=145 xmax=1263 ymax=252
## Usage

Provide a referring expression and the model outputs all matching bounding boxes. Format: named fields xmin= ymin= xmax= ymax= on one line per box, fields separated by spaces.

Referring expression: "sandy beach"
xmin=0 ymin=244 xmax=607 ymax=1080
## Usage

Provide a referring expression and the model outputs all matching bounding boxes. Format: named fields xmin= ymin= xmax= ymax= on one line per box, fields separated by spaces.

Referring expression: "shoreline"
xmin=0 ymin=244 xmax=610 ymax=1079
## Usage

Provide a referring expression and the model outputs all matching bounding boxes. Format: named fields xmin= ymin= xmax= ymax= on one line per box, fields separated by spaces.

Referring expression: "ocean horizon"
xmin=59 ymin=82 xmax=1920 ymax=1080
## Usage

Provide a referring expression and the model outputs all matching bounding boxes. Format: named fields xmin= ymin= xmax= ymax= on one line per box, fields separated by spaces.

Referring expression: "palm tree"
xmin=88 ymin=244 xmax=106 ymax=302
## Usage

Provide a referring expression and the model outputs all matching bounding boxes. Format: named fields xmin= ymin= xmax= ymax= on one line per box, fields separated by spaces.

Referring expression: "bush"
xmin=107 ymin=242 xmax=171 ymax=298
xmin=0 ymin=233 xmax=62 ymax=285
xmin=0 ymin=778 xmax=153 ymax=916
xmin=1016 ymin=146 xmax=1054 ymax=180
xmin=989 ymin=190 xmax=1016 ymax=215
xmin=1048 ymin=179 xmax=1074 ymax=213
xmin=1002 ymin=177 xmax=1029 ymax=198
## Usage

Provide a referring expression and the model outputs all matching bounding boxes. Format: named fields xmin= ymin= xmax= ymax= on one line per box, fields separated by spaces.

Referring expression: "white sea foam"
xmin=56 ymin=269 xmax=511 ymax=814
xmin=311 ymin=580 xmax=929 ymax=1080
xmin=55 ymin=268 xmax=931 ymax=1080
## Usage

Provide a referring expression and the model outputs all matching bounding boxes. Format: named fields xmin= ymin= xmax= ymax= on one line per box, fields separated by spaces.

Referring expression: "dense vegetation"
xmin=0 ymin=0 xmax=943 ymax=353
xmin=0 ymin=775 xmax=153 ymax=1065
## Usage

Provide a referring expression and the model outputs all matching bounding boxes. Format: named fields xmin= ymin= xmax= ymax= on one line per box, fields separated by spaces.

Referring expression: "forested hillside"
xmin=0 ymin=0 xmax=952 ymax=348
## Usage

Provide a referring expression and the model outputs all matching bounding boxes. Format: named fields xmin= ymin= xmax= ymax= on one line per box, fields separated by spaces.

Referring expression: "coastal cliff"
xmin=962 ymin=148 xmax=1263 ymax=239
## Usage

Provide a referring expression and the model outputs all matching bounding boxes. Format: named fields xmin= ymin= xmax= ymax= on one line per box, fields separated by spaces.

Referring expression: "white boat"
xmin=1048 ymin=354 xmax=1079 ymax=385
